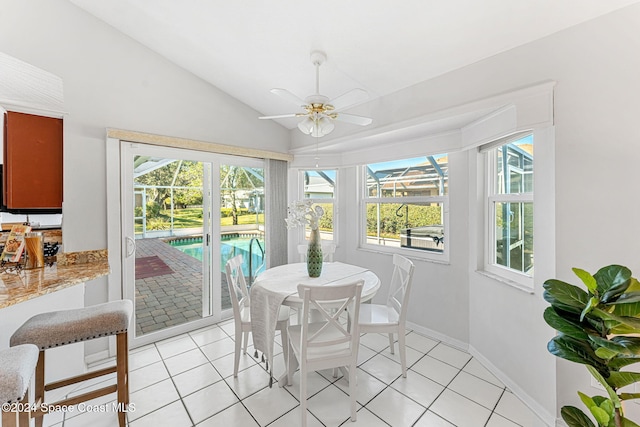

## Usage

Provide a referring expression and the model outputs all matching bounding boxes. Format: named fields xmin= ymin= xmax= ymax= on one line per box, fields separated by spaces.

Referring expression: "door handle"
xmin=125 ymin=236 xmax=136 ymax=258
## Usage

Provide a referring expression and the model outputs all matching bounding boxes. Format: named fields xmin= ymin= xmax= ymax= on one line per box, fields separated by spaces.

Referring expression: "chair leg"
xmin=300 ymin=362 xmax=307 ymax=427
xmin=116 ymin=332 xmax=129 ymax=427
xmin=33 ymin=351 xmax=45 ymax=427
xmin=233 ymin=328 xmax=242 ymax=377
xmin=286 ymin=341 xmax=295 ymax=386
xmin=242 ymin=329 xmax=249 ymax=355
xmin=280 ymin=326 xmax=288 ymax=374
xmin=388 ymin=333 xmax=395 ymax=355
xmin=349 ymin=362 xmax=357 ymax=422
xmin=398 ymin=327 xmax=407 ymax=378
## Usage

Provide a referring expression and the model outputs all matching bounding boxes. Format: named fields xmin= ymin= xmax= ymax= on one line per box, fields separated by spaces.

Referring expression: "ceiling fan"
xmin=259 ymin=51 xmax=372 ymax=137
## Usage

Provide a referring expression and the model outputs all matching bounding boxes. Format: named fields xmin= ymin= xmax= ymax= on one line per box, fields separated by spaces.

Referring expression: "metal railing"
xmin=248 ymin=237 xmax=265 ymax=285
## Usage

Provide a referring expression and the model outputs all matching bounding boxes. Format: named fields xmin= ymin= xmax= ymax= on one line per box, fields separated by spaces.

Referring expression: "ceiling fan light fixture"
xmin=297 ymin=117 xmax=315 ymax=134
xmin=261 ymin=50 xmax=371 ymax=139
xmin=315 ymin=116 xmax=334 ymax=136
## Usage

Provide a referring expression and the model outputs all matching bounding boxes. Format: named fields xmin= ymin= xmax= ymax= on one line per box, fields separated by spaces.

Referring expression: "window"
xmin=302 ymin=169 xmax=336 ymax=241
xmin=485 ymin=134 xmax=534 ymax=285
xmin=362 ymin=155 xmax=448 ymax=259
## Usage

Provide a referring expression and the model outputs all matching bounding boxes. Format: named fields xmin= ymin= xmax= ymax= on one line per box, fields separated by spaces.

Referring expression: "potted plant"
xmin=543 ymin=264 xmax=640 ymax=426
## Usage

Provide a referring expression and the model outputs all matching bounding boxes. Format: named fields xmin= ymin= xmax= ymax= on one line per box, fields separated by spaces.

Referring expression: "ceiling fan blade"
xmin=330 ymin=88 xmax=369 ymax=111
xmin=270 ymin=88 xmax=307 ymax=107
xmin=334 ymin=113 xmax=372 ymax=126
xmin=259 ymin=113 xmax=299 ymax=120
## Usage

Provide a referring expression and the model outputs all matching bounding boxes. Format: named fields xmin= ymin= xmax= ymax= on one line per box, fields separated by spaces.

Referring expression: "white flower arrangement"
xmin=285 ymin=200 xmax=324 ymax=231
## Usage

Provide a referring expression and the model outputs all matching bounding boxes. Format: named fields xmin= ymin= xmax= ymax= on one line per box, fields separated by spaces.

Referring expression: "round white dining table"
xmin=252 ymin=261 xmax=381 ymax=307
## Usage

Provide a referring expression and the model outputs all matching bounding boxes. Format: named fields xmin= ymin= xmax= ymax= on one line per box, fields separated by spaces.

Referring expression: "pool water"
xmin=169 ymin=237 xmax=264 ymax=277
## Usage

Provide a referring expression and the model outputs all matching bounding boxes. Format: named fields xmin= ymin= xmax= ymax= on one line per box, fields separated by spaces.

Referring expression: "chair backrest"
xmin=297 ymin=280 xmax=364 ymax=363
xmin=386 ymin=254 xmax=415 ymax=323
xmin=297 ymin=242 xmax=337 ymax=262
xmin=225 ymin=254 xmax=249 ymax=321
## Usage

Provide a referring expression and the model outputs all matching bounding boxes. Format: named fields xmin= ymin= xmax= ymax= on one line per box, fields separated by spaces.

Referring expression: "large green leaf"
xmin=561 ymin=406 xmax=596 ymax=427
xmin=591 ymin=308 xmax=640 ymax=333
xmin=626 ymin=278 xmax=640 ymax=293
xmin=611 ymin=336 xmax=640 ymax=353
xmin=622 ymin=417 xmax=640 ymax=427
xmin=599 ymin=399 xmax=614 ymax=418
xmin=544 ymin=307 xmax=589 ymax=340
xmin=608 ymin=355 xmax=640 ymax=370
xmin=578 ymin=391 xmax=596 ymax=410
xmin=588 ymin=335 xmax=640 ymax=358
xmin=544 ymin=280 xmax=591 ymax=314
xmin=609 ymin=292 xmax=640 ymax=305
xmin=548 ymin=335 xmax=608 ymax=376
xmin=612 ymin=299 xmax=640 ymax=318
xmin=595 ymin=347 xmax=619 ymax=360
xmin=589 ymin=406 xmax=610 ymax=426
xmin=606 ymin=372 xmax=640 ymax=389
xmin=592 ymin=396 xmax=609 ymax=407
xmin=595 ymin=265 xmax=632 ymax=303
xmin=581 ymin=296 xmax=600 ymax=321
xmin=577 ymin=392 xmax=611 ymax=426
xmin=619 ymin=393 xmax=640 ymax=401
xmin=588 ymin=366 xmax=622 ymax=409
xmin=574 ymin=268 xmax=598 ymax=295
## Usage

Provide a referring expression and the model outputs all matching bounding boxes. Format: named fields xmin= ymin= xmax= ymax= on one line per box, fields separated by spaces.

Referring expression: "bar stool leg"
xmin=116 ymin=332 xmax=129 ymax=427
xmin=34 ymin=351 xmax=45 ymax=427
xmin=1 ymin=392 xmax=32 ymax=427
xmin=18 ymin=392 xmax=31 ymax=427
xmin=124 ymin=332 xmax=130 ymax=405
xmin=1 ymin=408 xmax=16 ymax=427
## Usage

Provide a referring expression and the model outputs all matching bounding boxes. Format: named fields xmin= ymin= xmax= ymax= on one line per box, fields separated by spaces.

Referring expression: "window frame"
xmin=359 ymin=157 xmax=450 ymax=263
xmin=299 ymin=168 xmax=338 ymax=244
xmin=483 ymin=134 xmax=534 ymax=288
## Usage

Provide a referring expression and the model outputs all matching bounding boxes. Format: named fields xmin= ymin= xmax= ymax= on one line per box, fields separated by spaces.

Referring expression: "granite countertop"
xmin=0 ymin=249 xmax=109 ymax=309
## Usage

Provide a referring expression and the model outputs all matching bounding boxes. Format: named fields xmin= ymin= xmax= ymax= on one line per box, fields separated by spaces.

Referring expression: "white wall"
xmin=0 ymin=0 xmax=289 ymax=354
xmin=299 ymin=4 xmax=640 ymax=423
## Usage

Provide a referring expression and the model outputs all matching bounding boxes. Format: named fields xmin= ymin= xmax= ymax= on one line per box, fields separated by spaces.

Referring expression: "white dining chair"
xmin=285 ymin=280 xmax=364 ymax=427
xmin=225 ymin=254 xmax=289 ymax=377
xmin=355 ymin=253 xmax=415 ymax=377
xmin=297 ymin=241 xmax=336 ymax=262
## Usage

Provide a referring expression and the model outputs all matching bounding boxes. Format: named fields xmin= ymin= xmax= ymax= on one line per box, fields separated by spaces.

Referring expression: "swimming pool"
xmin=169 ymin=237 xmax=264 ymax=277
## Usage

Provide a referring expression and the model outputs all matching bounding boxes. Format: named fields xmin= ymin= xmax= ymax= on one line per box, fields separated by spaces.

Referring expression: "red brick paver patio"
xmin=134 ymin=238 xmax=231 ymax=336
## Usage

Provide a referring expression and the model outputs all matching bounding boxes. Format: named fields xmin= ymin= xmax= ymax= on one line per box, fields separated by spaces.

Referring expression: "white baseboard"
xmin=406 ymin=321 xmax=469 ymax=352
xmin=85 ymin=349 xmax=114 ymax=368
xmin=468 ymin=345 xmax=558 ymax=427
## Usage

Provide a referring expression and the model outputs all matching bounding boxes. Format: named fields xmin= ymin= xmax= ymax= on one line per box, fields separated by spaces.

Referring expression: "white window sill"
xmin=358 ymin=245 xmax=450 ymax=265
xmin=474 ymin=270 xmax=534 ymax=294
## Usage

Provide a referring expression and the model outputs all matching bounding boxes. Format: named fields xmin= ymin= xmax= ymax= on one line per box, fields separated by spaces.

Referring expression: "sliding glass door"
xmin=122 ymin=143 xmax=216 ymax=345
xmin=121 ymin=143 xmax=266 ymax=346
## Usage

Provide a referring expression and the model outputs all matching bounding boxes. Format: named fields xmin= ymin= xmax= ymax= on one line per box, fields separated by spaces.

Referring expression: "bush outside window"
xmin=362 ymin=155 xmax=448 ymax=258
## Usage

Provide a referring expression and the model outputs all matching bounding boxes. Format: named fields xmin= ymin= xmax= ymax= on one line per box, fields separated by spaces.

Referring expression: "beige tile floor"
xmin=41 ymin=319 xmax=547 ymax=427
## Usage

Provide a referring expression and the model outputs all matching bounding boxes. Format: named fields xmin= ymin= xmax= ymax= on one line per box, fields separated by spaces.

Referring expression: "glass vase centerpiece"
xmin=286 ymin=200 xmax=325 ymax=277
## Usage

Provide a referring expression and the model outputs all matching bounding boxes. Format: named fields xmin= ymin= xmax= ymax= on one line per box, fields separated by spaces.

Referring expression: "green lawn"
xmin=135 ymin=208 xmax=264 ymax=232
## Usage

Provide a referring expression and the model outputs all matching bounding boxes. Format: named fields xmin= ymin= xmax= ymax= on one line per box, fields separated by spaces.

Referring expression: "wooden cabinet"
xmin=2 ymin=111 xmax=63 ymax=211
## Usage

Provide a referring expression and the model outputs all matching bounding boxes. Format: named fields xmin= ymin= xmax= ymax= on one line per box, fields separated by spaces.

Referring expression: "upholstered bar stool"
xmin=0 ymin=344 xmax=39 ymax=427
xmin=10 ymin=300 xmax=133 ymax=427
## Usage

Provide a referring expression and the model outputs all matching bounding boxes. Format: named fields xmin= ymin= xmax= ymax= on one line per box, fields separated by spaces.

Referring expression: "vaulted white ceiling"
xmin=68 ymin=0 xmax=639 ymax=132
